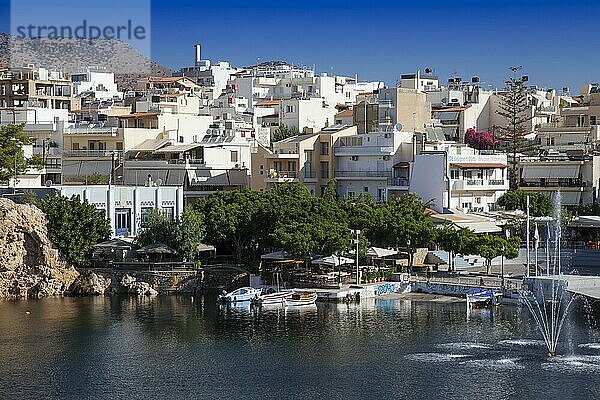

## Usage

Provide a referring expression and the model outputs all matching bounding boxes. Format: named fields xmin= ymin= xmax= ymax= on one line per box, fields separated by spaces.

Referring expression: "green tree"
xmin=436 ymin=225 xmax=476 ymax=272
xmin=136 ymin=207 xmax=205 ymax=261
xmin=38 ymin=194 xmax=111 ymax=267
xmin=0 ymin=124 xmax=44 ymax=184
xmin=373 ymin=194 xmax=436 ymax=271
xmin=86 ymin=172 xmax=108 ymax=185
xmin=497 ymin=189 xmax=551 ymax=216
xmin=194 ymin=190 xmax=265 ymax=262
xmin=271 ymin=124 xmax=300 ymax=142
xmin=471 ymin=234 xmax=521 ymax=275
xmin=495 ymin=67 xmax=535 ymax=189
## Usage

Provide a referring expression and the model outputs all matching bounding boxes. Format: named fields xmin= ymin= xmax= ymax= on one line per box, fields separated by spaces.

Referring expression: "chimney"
xmin=194 ymin=44 xmax=202 ymax=66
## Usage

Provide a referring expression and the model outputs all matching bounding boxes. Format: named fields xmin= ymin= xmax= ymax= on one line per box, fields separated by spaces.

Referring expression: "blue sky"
xmin=2 ymin=0 xmax=599 ymax=92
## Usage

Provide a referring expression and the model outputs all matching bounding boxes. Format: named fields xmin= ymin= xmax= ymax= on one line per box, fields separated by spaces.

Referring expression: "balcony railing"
xmin=268 ymin=170 xmax=297 ymax=179
xmin=520 ymin=180 xmax=586 ymax=188
xmin=335 ymin=170 xmax=393 ymax=178
xmin=64 ymin=150 xmax=123 ymax=158
xmin=64 ymin=126 xmax=119 ymax=135
xmin=304 ymin=170 xmax=316 ymax=179
xmin=387 ymin=177 xmax=409 ymax=187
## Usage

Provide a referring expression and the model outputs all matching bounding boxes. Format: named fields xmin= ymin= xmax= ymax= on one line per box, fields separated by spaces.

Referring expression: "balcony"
xmin=335 ymin=170 xmax=392 ymax=179
xmin=334 ymin=146 xmax=394 ymax=156
xmin=64 ymin=125 xmax=119 ymax=136
xmin=520 ymin=179 xmax=586 ymax=189
xmin=63 ymin=150 xmax=122 ymax=158
xmin=452 ymin=179 xmax=508 ymax=191
xmin=387 ymin=177 xmax=409 ymax=187
xmin=266 ymin=170 xmax=298 ymax=183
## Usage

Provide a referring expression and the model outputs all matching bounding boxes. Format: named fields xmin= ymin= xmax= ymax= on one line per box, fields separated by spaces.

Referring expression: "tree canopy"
xmin=0 ymin=124 xmax=45 ymax=184
xmin=271 ymin=124 xmax=300 ymax=142
xmin=136 ymin=207 xmax=205 ymax=261
xmin=38 ymin=194 xmax=111 ymax=267
xmin=497 ymin=189 xmax=552 ymax=217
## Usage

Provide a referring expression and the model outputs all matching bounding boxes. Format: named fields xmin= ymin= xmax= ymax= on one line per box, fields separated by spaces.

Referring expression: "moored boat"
xmin=218 ymin=287 xmax=262 ymax=303
xmin=253 ymin=290 xmax=294 ymax=305
xmin=285 ymin=291 xmax=318 ymax=306
xmin=466 ymin=289 xmax=502 ymax=308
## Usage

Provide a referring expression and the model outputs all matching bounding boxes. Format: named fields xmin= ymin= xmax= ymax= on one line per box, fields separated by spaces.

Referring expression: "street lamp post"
xmin=351 ymin=229 xmax=361 ymax=284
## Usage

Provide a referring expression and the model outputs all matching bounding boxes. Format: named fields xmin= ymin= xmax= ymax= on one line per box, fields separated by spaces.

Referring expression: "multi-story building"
xmin=378 ymin=87 xmax=432 ymax=132
xmin=58 ymin=185 xmax=184 ymax=238
xmin=0 ymin=107 xmax=69 ymax=185
xmin=0 ymin=66 xmax=77 ymax=110
xmin=280 ymin=97 xmax=337 ymax=133
xmin=70 ymin=67 xmax=121 ymax=101
xmin=334 ymin=130 xmax=417 ymax=201
xmin=256 ymin=125 xmax=357 ymax=196
xmin=410 ymin=143 xmax=508 ymax=213
xmin=122 ymin=121 xmax=253 ymax=203
xmin=517 ymin=125 xmax=600 ymax=205
xmin=174 ymin=44 xmax=240 ymax=106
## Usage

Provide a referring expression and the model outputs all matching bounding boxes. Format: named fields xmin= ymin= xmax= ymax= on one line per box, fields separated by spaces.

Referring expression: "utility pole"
xmin=526 ymin=195 xmax=530 ymax=277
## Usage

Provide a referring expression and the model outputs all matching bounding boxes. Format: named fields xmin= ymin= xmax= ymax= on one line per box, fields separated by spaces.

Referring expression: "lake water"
xmin=1 ymin=295 xmax=600 ymax=400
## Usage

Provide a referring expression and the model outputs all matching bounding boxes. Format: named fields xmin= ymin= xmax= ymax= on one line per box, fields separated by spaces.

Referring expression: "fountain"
xmin=519 ymin=191 xmax=578 ymax=357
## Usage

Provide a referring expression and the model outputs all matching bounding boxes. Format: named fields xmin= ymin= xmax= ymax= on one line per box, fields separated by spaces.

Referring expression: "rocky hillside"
xmin=0 ymin=198 xmax=79 ymax=299
xmin=0 ymin=34 xmax=171 ymax=90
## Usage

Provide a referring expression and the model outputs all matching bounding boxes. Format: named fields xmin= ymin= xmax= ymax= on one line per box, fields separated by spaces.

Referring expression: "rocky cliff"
xmin=0 ymin=198 xmax=79 ymax=299
xmin=0 ymin=34 xmax=172 ymax=90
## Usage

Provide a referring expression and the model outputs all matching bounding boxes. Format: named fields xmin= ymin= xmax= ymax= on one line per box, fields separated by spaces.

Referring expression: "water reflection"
xmin=0 ymin=296 xmax=599 ymax=399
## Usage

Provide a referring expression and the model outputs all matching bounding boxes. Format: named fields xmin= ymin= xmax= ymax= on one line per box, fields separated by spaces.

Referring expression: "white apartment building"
xmin=122 ymin=123 xmax=253 ymax=202
xmin=0 ymin=107 xmax=69 ymax=184
xmin=71 ymin=68 xmax=121 ymax=100
xmin=334 ymin=130 xmax=416 ymax=201
xmin=518 ymin=125 xmax=600 ymax=205
xmin=410 ymin=143 xmax=508 ymax=213
xmin=58 ymin=185 xmax=184 ymax=238
xmin=280 ymin=97 xmax=337 ymax=133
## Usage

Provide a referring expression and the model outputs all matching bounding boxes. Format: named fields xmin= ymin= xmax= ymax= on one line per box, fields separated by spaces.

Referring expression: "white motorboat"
xmin=218 ymin=287 xmax=262 ymax=303
xmin=285 ymin=291 xmax=318 ymax=306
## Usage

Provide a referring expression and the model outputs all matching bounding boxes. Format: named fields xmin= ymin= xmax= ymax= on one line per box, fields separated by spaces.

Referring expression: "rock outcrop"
xmin=70 ymin=271 xmax=112 ymax=296
xmin=114 ymin=274 xmax=158 ymax=296
xmin=0 ymin=198 xmax=79 ymax=299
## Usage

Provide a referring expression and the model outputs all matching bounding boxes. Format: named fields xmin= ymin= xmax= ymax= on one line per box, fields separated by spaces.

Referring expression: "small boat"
xmin=285 ymin=291 xmax=318 ymax=306
xmin=467 ymin=289 xmax=502 ymax=308
xmin=218 ymin=287 xmax=262 ymax=303
xmin=253 ymin=289 xmax=294 ymax=305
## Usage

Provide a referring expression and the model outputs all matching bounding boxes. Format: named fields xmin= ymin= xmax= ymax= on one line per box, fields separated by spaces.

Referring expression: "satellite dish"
xmin=425 ymin=67 xmax=432 ymax=74
xmin=44 ymin=180 xmax=53 ymax=187
xmin=394 ymin=123 xmax=403 ymax=132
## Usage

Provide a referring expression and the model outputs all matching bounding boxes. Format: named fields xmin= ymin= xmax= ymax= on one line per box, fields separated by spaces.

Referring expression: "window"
xmin=348 ymin=191 xmax=355 ymax=198
xmin=178 ymin=136 xmax=184 ymax=143
xmin=320 ymin=161 xmax=329 ymax=179
xmin=162 ymin=206 xmax=175 ymax=221
xmin=72 ymin=142 xmax=79 ymax=150
xmin=320 ymin=142 xmax=329 ymax=156
xmin=363 ymin=186 xmax=369 ymax=192
xmin=115 ymin=208 xmax=131 ymax=236
xmin=450 ymin=169 xmax=460 ymax=179
xmin=591 ymin=116 xmax=597 ymax=126
xmin=231 ymin=150 xmax=238 ymax=163
xmin=140 ymin=207 xmax=153 ymax=226
xmin=116 ymin=142 xmax=123 ymax=151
